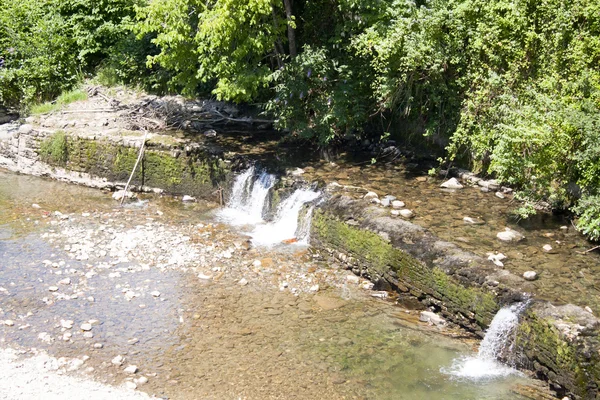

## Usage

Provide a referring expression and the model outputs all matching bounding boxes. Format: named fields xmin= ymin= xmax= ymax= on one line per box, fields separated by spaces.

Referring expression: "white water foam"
xmin=217 ymin=166 xmax=276 ymax=225
xmin=445 ymin=302 xmax=527 ymax=380
xmin=251 ymin=188 xmax=320 ymax=246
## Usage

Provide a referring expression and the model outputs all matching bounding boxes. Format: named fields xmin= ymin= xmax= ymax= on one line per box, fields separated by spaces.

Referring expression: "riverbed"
xmin=0 ymin=169 xmax=553 ymax=399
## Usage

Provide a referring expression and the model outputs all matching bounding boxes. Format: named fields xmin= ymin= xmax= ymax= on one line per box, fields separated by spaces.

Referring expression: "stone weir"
xmin=0 ymin=123 xmax=231 ymax=200
xmin=310 ymin=194 xmax=600 ymax=399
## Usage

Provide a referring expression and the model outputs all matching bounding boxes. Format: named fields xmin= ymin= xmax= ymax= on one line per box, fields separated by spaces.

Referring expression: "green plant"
xmin=573 ymin=195 xmax=600 ymax=242
xmin=39 ymin=131 xmax=69 ymax=165
xmin=30 ymin=88 xmax=88 ymax=114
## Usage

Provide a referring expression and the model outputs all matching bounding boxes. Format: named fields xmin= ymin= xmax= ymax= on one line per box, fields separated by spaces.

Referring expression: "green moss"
xmin=39 ymin=131 xmax=68 ymax=165
xmin=39 ymin=134 xmax=230 ymax=198
xmin=516 ymin=312 xmax=600 ymax=397
xmin=312 ymin=210 xmax=499 ymax=327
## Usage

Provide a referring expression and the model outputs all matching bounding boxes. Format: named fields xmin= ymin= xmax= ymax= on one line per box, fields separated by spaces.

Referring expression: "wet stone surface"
xmin=0 ymin=169 xmax=550 ymax=399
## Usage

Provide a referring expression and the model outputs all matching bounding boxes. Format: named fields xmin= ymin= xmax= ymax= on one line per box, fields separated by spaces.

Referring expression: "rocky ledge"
xmin=310 ymin=194 xmax=600 ymax=399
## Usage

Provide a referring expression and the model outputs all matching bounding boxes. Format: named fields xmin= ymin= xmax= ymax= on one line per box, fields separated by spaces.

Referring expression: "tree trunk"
xmin=282 ymin=0 xmax=297 ymax=58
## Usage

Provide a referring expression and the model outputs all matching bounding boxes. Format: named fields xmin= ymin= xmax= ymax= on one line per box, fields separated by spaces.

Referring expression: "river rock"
xmin=314 ymin=294 xmax=347 ymax=311
xmin=399 ymin=209 xmax=414 ymax=219
xmin=346 ymin=275 xmax=360 ymax=284
xmin=380 ymin=195 xmax=396 ymax=207
xmin=495 ymin=191 xmax=506 ymax=199
xmin=363 ymin=191 xmax=378 ymax=200
xmin=391 ymin=200 xmax=405 ymax=209
xmin=463 ymin=216 xmax=485 ymax=225
xmin=3 ymin=320 xmax=14 ymax=326
xmin=182 ymin=195 xmax=196 ymax=202
xmin=60 ymin=319 xmax=74 ymax=329
xmin=419 ymin=311 xmax=446 ymax=326
xmin=523 ymin=271 xmax=537 ymax=281
xmin=112 ymin=190 xmax=136 ymax=201
xmin=80 ymin=323 xmax=92 ymax=331
xmin=542 ymin=244 xmax=553 ymax=252
xmin=124 ymin=365 xmax=138 ymax=374
xmin=440 ymin=178 xmax=463 ymax=189
xmin=112 ymin=355 xmax=125 ymax=366
xmin=496 ymin=227 xmax=525 ymax=242
xmin=390 ymin=210 xmax=400 ymax=216
xmin=487 ymin=252 xmax=507 ymax=267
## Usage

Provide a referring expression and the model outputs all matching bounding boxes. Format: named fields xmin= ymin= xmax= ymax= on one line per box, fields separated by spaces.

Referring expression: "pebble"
xmin=182 ymin=195 xmax=196 ymax=202
xmin=496 ymin=227 xmax=525 ymax=242
xmin=585 ymin=306 xmax=593 ymax=314
xmin=80 ymin=323 xmax=92 ymax=331
xmin=48 ymin=286 xmax=59 ymax=292
xmin=440 ymin=178 xmax=463 ymax=189
xmin=197 ymin=273 xmax=212 ymax=280
xmin=391 ymin=200 xmax=405 ymax=209
xmin=124 ymin=381 xmax=137 ymax=390
xmin=93 ymin=343 xmax=104 ymax=349
xmin=150 ymin=291 xmax=161 ymax=297
xmin=60 ymin=320 xmax=74 ymax=329
xmin=124 ymin=365 xmax=138 ymax=374
xmin=83 ymin=332 xmax=94 ymax=338
xmin=543 ymin=244 xmax=553 ymax=252
xmin=463 ymin=216 xmax=485 ymax=225
xmin=32 ymin=204 xmax=41 ymax=209
xmin=252 ymin=260 xmax=262 ymax=267
xmin=363 ymin=192 xmax=378 ymax=200
xmin=399 ymin=209 xmax=414 ymax=219
xmin=112 ymin=355 xmax=125 ymax=366
xmin=239 ymin=278 xmax=249 ymax=286
xmin=523 ymin=271 xmax=537 ymax=281
xmin=486 ymin=253 xmax=507 ymax=267
xmin=4 ymin=320 xmax=14 ymax=326
xmin=390 ymin=210 xmax=400 ymax=216
xmin=135 ymin=376 xmax=149 ymax=385
xmin=59 ymin=278 xmax=71 ymax=285
xmin=346 ymin=275 xmax=360 ymax=284
xmin=419 ymin=311 xmax=446 ymax=326
xmin=62 ymin=332 xmax=72 ymax=341
xmin=495 ymin=191 xmax=505 ymax=199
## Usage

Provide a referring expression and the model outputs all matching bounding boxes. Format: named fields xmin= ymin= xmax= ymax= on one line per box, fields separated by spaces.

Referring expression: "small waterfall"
xmin=251 ymin=188 xmax=320 ymax=246
xmin=445 ymin=302 xmax=527 ymax=380
xmin=217 ymin=167 xmax=321 ymax=246
xmin=218 ymin=166 xmax=276 ymax=225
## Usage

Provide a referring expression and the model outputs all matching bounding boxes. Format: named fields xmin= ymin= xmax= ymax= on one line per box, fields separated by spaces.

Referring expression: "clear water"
xmin=0 ymin=168 xmax=547 ymax=399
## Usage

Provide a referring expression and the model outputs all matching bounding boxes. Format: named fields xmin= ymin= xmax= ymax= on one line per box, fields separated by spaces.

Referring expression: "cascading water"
xmin=217 ymin=166 xmax=276 ymax=225
xmin=445 ymin=302 xmax=528 ymax=380
xmin=217 ymin=167 xmax=321 ymax=246
xmin=251 ymin=188 xmax=320 ymax=246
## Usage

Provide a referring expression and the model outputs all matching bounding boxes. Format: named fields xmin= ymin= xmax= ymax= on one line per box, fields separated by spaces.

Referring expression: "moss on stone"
xmin=312 ymin=209 xmax=499 ymax=327
xmin=39 ymin=134 xmax=229 ymax=198
xmin=39 ymin=131 xmax=68 ymax=165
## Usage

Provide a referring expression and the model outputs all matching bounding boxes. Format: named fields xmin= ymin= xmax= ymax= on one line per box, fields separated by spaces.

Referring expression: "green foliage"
xmin=30 ymin=88 xmax=88 ymax=115
xmin=135 ymin=0 xmax=287 ymax=102
xmin=40 ymin=131 xmax=69 ymax=165
xmin=573 ymin=195 xmax=600 ymax=242
xmin=0 ymin=0 xmax=139 ymax=108
xmin=266 ymin=46 xmax=372 ymax=143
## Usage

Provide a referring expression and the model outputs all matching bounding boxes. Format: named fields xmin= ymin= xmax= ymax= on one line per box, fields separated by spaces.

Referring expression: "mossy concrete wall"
xmin=311 ymin=194 xmax=600 ymax=399
xmin=0 ymin=126 xmax=230 ymax=199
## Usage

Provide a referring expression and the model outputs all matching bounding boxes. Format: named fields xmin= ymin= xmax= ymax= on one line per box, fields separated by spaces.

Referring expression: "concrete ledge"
xmin=310 ymin=194 xmax=600 ymax=399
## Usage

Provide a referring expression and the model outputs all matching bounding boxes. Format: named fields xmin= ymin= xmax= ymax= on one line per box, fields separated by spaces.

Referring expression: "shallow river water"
xmin=0 ymin=169 xmax=552 ymax=399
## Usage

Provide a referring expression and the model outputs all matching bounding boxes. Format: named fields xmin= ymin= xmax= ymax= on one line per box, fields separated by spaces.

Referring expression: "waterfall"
xmin=251 ymin=188 xmax=320 ymax=246
xmin=217 ymin=167 xmax=321 ymax=246
xmin=218 ymin=166 xmax=276 ymax=225
xmin=445 ymin=302 xmax=527 ymax=380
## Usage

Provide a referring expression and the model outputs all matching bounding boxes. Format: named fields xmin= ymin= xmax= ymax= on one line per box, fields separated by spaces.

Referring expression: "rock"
xmin=124 ymin=381 xmax=137 ymax=390
xmin=203 ymin=129 xmax=217 ymax=137
xmin=252 ymin=259 xmax=262 ymax=267
xmin=83 ymin=332 xmax=94 ymax=338
xmin=289 ymin=167 xmax=305 ymax=177
xmin=486 ymin=252 xmax=507 ymax=267
xmin=182 ymin=195 xmax=196 ymax=202
xmin=150 ymin=291 xmax=161 ymax=297
xmin=314 ymin=294 xmax=347 ymax=311
xmin=197 ymin=273 xmax=212 ymax=280
xmin=238 ymin=278 xmax=248 ymax=286
xmin=363 ymin=192 xmax=378 ymax=200
xmin=495 ymin=191 xmax=506 ymax=199
xmin=542 ymin=244 xmax=553 ymax=252
xmin=523 ymin=271 xmax=537 ymax=281
xmin=391 ymin=200 xmax=405 ymax=209
xmin=112 ymin=355 xmax=125 ymax=366
xmin=463 ymin=216 xmax=485 ymax=225
xmin=346 ymin=275 xmax=360 ymax=284
xmin=496 ymin=227 xmax=525 ymax=242
xmin=135 ymin=376 xmax=149 ymax=385
xmin=124 ymin=365 xmax=138 ymax=374
xmin=4 ymin=320 xmax=14 ymax=326
xmin=309 ymin=284 xmax=320 ymax=292
xmin=93 ymin=343 xmax=104 ymax=349
xmin=399 ymin=209 xmax=414 ymax=219
xmin=380 ymin=195 xmax=396 ymax=207
xmin=60 ymin=320 xmax=74 ymax=329
xmin=440 ymin=178 xmax=463 ymax=189
xmin=80 ymin=323 xmax=92 ymax=331
xmin=48 ymin=286 xmax=59 ymax=292
xmin=18 ymin=124 xmax=33 ymax=134
xmin=59 ymin=277 xmax=71 ymax=285
xmin=62 ymin=332 xmax=72 ymax=341
xmin=584 ymin=306 xmax=593 ymax=314
xmin=112 ymin=190 xmax=136 ymax=201
xmin=390 ymin=210 xmax=400 ymax=216
xmin=32 ymin=204 xmax=41 ymax=209
xmin=419 ymin=311 xmax=446 ymax=326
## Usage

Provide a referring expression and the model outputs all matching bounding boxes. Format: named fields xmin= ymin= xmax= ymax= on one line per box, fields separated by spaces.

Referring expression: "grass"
xmin=30 ymin=88 xmax=88 ymax=115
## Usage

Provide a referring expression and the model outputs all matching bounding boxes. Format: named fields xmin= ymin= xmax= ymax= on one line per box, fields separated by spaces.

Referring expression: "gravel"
xmin=0 ymin=348 xmax=149 ymax=400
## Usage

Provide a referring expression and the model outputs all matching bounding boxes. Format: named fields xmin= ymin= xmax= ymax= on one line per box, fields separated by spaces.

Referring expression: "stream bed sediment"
xmin=0 ymin=169 xmax=550 ymax=400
